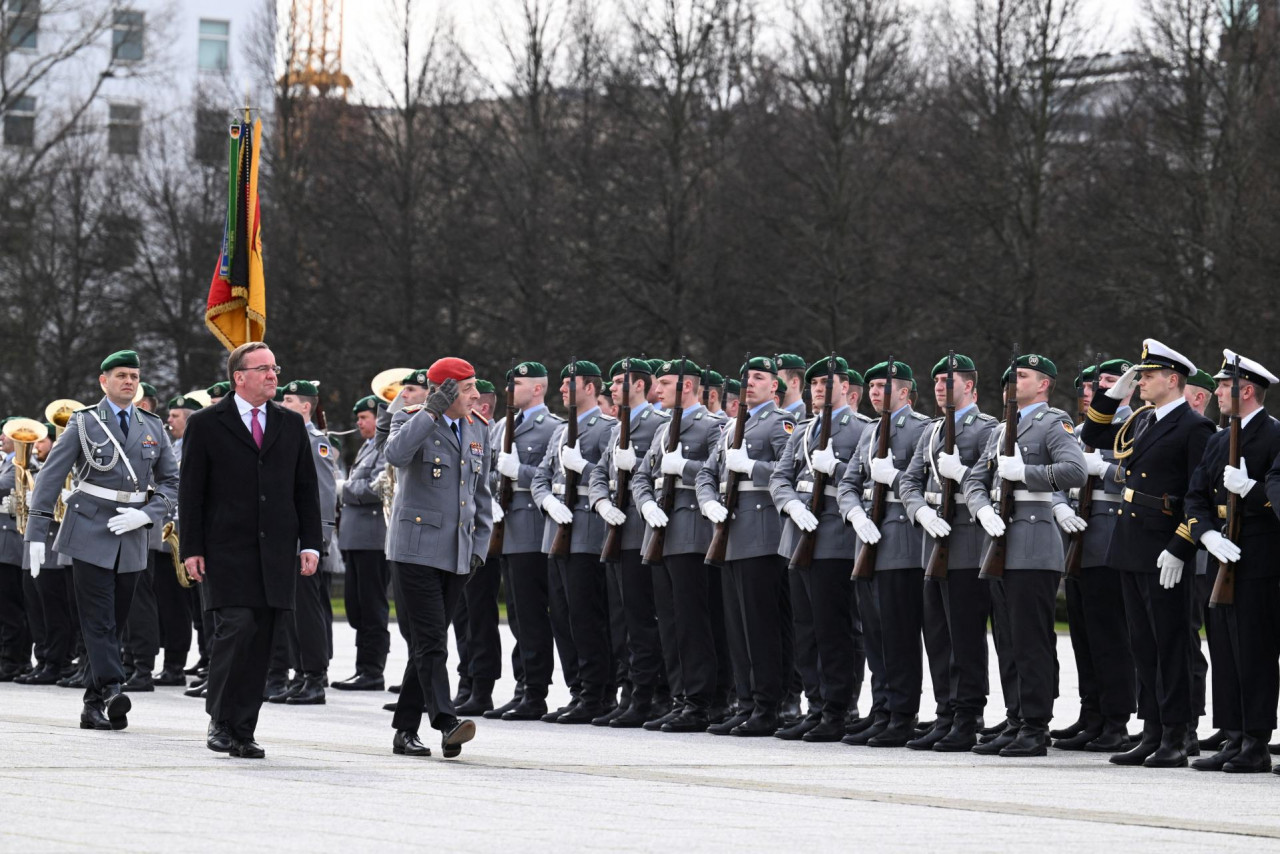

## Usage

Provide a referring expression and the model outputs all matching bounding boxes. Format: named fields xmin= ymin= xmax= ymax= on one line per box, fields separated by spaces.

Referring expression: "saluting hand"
xmin=426 ymin=379 xmax=459 ymax=419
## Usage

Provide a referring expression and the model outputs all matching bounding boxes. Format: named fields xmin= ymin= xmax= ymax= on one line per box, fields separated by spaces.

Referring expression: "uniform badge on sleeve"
xmin=1062 ymin=423 xmax=1074 ymax=435
xmin=470 ymin=441 xmax=484 ymax=456
xmin=318 ymin=443 xmax=331 ymax=458
xmin=782 ymin=422 xmax=795 ymax=435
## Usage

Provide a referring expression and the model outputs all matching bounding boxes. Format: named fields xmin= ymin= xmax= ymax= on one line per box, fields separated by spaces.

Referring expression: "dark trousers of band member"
xmin=152 ymin=550 xmax=193 ymax=670
xmin=934 ymin=568 xmax=989 ymax=717
xmin=459 ymin=553 xmax=503 ymax=688
xmin=550 ymin=553 xmax=612 ymax=706
xmin=205 ymin=606 xmax=278 ymax=740
xmin=343 ymin=549 xmax=392 ymax=677
xmin=854 ymin=579 xmax=888 ymax=717
xmin=618 ymin=549 xmax=664 ymax=703
xmin=1122 ymin=569 xmax=1194 ymax=724
xmin=723 ymin=555 xmax=788 ymax=714
xmin=657 ymin=553 xmax=720 ymax=712
xmin=37 ymin=566 xmax=76 ymax=672
xmin=988 ymin=570 xmax=1059 ymax=724
xmin=605 ymin=560 xmax=630 ymax=702
xmin=1191 ymin=571 xmax=1212 ymax=720
xmin=791 ymin=560 xmax=858 ymax=716
xmin=271 ymin=563 xmax=331 ymax=675
xmin=71 ymin=558 xmax=139 ymax=699
xmin=506 ymin=552 xmax=577 ymax=701
xmin=922 ymin=575 xmax=953 ymax=719
xmin=870 ymin=568 xmax=925 ymax=716
xmin=498 ymin=558 xmax=525 ymax=693
xmin=390 ymin=561 xmax=466 ymax=733
xmin=124 ymin=556 xmax=160 ymax=672
xmin=0 ymin=561 xmax=32 ymax=670
xmin=1066 ymin=566 xmax=1134 ymax=719
xmin=1206 ymin=575 xmax=1280 ymax=731
xmin=22 ymin=570 xmax=46 ymax=667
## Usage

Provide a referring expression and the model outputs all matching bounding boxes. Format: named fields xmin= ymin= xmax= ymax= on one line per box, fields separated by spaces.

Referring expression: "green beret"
xmin=725 ymin=379 xmax=741 ymax=395
xmin=703 ymin=369 xmax=725 ymax=388
xmin=847 ymin=369 xmax=865 ymax=387
xmin=930 ymin=354 xmax=977 ymax=377
xmin=207 ymin=381 xmax=231 ymax=398
xmin=741 ymin=356 xmax=778 ymax=375
xmin=167 ymin=394 xmax=202 ymax=411
xmin=609 ymin=357 xmax=652 ymax=377
xmin=559 ymin=360 xmax=602 ymax=380
xmin=101 ymin=350 xmax=140 ymax=372
xmin=1189 ymin=369 xmax=1216 ymax=392
xmin=352 ymin=394 xmax=380 ymax=415
xmin=655 ymin=358 xmax=701 ymax=378
xmin=513 ymin=361 xmax=548 ymax=379
xmin=863 ymin=360 xmax=913 ymax=383
xmin=475 ymin=379 xmax=496 ymax=394
xmin=1015 ymin=354 xmax=1057 ymax=378
xmin=646 ymin=359 xmax=666 ymax=374
xmin=329 ymin=435 xmax=343 ymax=452
xmin=1075 ymin=365 xmax=1098 ymax=389
xmin=140 ymin=382 xmax=158 ymax=399
xmin=911 ymin=378 xmax=918 ymax=391
xmin=774 ymin=353 xmax=807 ymax=371
xmin=1098 ymin=358 xmax=1132 ymax=377
xmin=44 ymin=422 xmax=57 ymax=436
xmin=804 ymin=356 xmax=850 ymax=385
xmin=401 ymin=369 xmax=429 ymax=387
xmin=272 ymin=387 xmax=285 ymax=402
xmin=282 ymin=379 xmax=319 ymax=397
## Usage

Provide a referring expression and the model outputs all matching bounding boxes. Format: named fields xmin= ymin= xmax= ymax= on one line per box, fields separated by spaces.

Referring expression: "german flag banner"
xmin=205 ymin=117 xmax=266 ymax=351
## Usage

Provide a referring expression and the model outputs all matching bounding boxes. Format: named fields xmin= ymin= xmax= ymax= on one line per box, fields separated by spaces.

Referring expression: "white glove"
xmin=725 ymin=446 xmax=756 ymax=477
xmin=1223 ymin=459 xmax=1256 ymax=497
xmin=869 ymin=450 xmax=898 ymax=486
xmin=915 ymin=506 xmax=952 ymax=539
xmin=596 ymin=500 xmax=626 ymax=526
xmin=1201 ymin=530 xmax=1241 ymax=564
xmin=559 ymin=442 xmax=588 ymax=473
xmin=810 ymin=445 xmax=838 ymax=475
xmin=845 ymin=505 xmax=881 ymax=545
xmin=540 ymin=495 xmax=574 ymax=525
xmin=497 ymin=451 xmax=520 ymax=479
xmin=1052 ymin=503 xmax=1087 ymax=533
xmin=935 ymin=450 xmax=967 ymax=483
xmin=0 ymin=494 xmax=10 ymax=515
xmin=387 ymin=387 xmax=407 ymax=415
xmin=28 ymin=542 xmax=44 ymax=578
xmin=1105 ymin=366 xmax=1139 ymax=401
xmin=640 ymin=499 xmax=668 ymax=529
xmin=613 ymin=444 xmax=637 ymax=472
xmin=996 ymin=444 xmax=1026 ymax=483
xmin=370 ymin=469 xmax=387 ymax=494
xmin=333 ymin=478 xmax=345 ymax=497
xmin=660 ymin=447 xmax=686 ymax=476
xmin=107 ymin=507 xmax=150 ymax=536
xmin=783 ymin=499 xmax=818 ymax=533
xmin=701 ymin=500 xmax=728 ymax=524
xmin=976 ymin=505 xmax=1006 ymax=538
xmin=1082 ymin=450 xmax=1109 ymax=478
xmin=1156 ymin=550 xmax=1184 ymax=589
xmin=491 ymin=499 xmax=505 ymax=525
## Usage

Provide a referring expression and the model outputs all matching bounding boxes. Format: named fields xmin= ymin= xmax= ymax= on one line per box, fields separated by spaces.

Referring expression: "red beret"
xmin=427 ymin=357 xmax=475 ymax=385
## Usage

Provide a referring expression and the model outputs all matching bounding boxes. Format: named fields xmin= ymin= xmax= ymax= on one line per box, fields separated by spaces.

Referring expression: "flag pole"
xmin=243 ymin=92 xmax=252 ymax=344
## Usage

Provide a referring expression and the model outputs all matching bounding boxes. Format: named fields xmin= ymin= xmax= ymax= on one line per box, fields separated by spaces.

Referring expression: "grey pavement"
xmin=2 ymin=616 xmax=1277 ymax=853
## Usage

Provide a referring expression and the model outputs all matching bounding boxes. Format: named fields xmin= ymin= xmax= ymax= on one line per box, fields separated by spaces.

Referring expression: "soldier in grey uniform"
xmin=775 ymin=354 xmax=809 ymax=420
xmin=632 ymin=359 xmax=728 ymax=733
xmin=589 ymin=358 xmax=671 ymax=727
xmin=491 ymin=361 xmax=572 ymax=722
xmin=383 ymin=358 xmax=492 ymax=758
xmin=899 ymin=354 xmax=999 ymax=752
xmin=532 ymin=360 xmax=618 ymax=723
xmin=332 ymin=394 xmax=391 ymax=692
xmin=770 ymin=357 xmax=873 ymax=742
xmin=696 ymin=356 xmax=797 ymax=737
xmin=25 ymin=349 xmax=179 ymax=731
xmin=837 ymin=359 xmax=932 ymax=747
xmin=964 ymin=353 xmax=1087 ymax=757
xmin=0 ymin=427 xmax=33 ymax=680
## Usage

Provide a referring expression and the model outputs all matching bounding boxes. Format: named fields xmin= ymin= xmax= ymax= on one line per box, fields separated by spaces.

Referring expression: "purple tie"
xmin=251 ymin=408 xmax=263 ymax=448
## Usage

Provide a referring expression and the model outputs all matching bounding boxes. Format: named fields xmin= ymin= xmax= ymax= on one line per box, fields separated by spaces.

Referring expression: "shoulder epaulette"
xmin=977 ymin=412 xmax=997 ymax=422
xmin=138 ymin=408 xmax=163 ymax=422
xmin=655 ymin=409 xmax=672 ymax=419
xmin=402 ymin=404 xmax=424 ymax=414
xmin=911 ymin=411 xmax=930 ymax=421
xmin=470 ymin=410 xmax=490 ymax=426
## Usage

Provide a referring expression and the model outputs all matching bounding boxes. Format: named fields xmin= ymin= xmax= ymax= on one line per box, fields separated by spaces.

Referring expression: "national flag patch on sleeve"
xmin=783 ymin=421 xmax=795 ymax=435
xmin=318 ymin=443 xmax=330 ymax=458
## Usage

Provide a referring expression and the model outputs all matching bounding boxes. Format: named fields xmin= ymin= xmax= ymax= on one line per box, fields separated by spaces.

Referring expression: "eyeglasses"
xmin=240 ymin=365 xmax=283 ymax=375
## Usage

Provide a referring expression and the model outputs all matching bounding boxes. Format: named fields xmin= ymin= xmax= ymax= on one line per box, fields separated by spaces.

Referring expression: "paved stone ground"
xmin=2 ymin=622 xmax=1277 ymax=853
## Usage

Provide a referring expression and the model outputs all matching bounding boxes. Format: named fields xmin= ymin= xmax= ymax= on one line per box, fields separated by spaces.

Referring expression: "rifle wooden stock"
xmin=549 ymin=363 xmax=579 ymax=558
xmin=1210 ymin=359 xmax=1242 ymax=608
xmin=707 ymin=367 xmax=751 ymax=567
xmin=600 ymin=369 xmax=632 ymax=563
xmin=790 ymin=356 xmax=835 ymax=570
xmin=924 ymin=355 xmax=956 ymax=581
xmin=852 ymin=355 xmax=894 ymax=581
xmin=489 ymin=373 xmax=517 ymax=558
xmin=979 ymin=350 xmax=1019 ymax=581
xmin=642 ymin=360 xmax=686 ymax=566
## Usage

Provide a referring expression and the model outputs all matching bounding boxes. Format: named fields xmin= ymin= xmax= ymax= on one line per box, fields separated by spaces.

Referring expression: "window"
xmin=3 ymin=95 xmax=35 ymax=147
xmin=6 ymin=0 xmax=39 ymax=50
xmin=112 ymin=9 xmax=144 ymax=62
xmin=108 ymin=103 xmax=141 ymax=156
xmin=195 ymin=107 xmax=226 ymax=164
xmin=198 ymin=19 xmax=229 ymax=71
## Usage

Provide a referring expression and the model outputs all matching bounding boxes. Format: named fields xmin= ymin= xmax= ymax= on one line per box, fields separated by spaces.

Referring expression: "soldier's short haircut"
xmin=1245 ymin=380 xmax=1267 ymax=404
xmin=289 ymin=394 xmax=319 ymax=411
xmin=629 ymin=372 xmax=653 ymax=396
xmin=227 ymin=341 xmax=271 ymax=382
xmin=778 ymin=368 xmax=805 ymax=387
xmin=581 ymin=376 xmax=602 ymax=398
xmin=955 ymin=370 xmax=978 ymax=389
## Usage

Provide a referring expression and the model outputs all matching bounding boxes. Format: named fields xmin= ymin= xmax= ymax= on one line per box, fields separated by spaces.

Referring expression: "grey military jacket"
xmin=587 ymin=403 xmax=668 ymax=552
xmin=25 ymin=398 xmax=179 ymax=573
xmin=384 ymin=408 xmax=494 ymax=574
xmin=836 ymin=405 xmax=932 ymax=571
xmin=695 ymin=404 xmax=797 ymax=561
xmin=0 ymin=455 xmax=22 ymax=566
xmin=963 ymin=403 xmax=1088 ymax=572
xmin=532 ymin=408 xmax=618 ymax=555
xmin=899 ymin=407 xmax=999 ymax=571
xmin=19 ymin=458 xmax=65 ymax=570
xmin=1050 ymin=406 xmax=1131 ymax=569
xmin=496 ymin=406 xmax=564 ymax=555
xmin=338 ymin=437 xmax=387 ymax=552
xmin=631 ymin=405 xmax=725 ymax=557
xmin=306 ymin=423 xmax=339 ymax=550
xmin=771 ymin=407 xmax=873 ymax=562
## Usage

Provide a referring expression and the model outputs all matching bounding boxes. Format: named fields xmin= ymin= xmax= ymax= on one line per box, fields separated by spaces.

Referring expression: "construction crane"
xmin=281 ymin=0 xmax=352 ymax=99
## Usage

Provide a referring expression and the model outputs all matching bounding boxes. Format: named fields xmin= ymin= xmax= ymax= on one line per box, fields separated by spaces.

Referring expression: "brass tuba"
xmin=3 ymin=418 xmax=49 ymax=535
xmin=44 ymin=399 xmax=85 ymax=524
xmin=370 ymin=369 xmax=411 ymax=523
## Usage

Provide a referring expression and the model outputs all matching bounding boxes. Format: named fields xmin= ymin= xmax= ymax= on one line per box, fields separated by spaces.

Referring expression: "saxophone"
xmin=163 ymin=521 xmax=192 ymax=588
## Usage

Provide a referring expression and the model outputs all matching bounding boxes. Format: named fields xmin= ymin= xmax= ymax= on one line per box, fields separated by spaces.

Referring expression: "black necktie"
xmin=515 ymin=411 xmax=525 ymax=428
xmin=118 ymin=410 xmax=130 ymax=438
xmin=451 ymin=421 xmax=460 ymax=444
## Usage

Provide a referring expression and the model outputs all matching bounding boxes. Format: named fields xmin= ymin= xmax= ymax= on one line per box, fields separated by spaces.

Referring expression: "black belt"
xmin=1123 ymin=488 xmax=1181 ymax=515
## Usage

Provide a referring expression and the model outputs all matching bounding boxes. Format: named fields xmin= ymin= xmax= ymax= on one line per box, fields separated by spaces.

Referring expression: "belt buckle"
xmin=1218 ymin=505 xmax=1228 ymax=519
xmin=1123 ymin=487 xmax=1134 ymax=503
xmin=116 ymin=490 xmax=132 ymax=503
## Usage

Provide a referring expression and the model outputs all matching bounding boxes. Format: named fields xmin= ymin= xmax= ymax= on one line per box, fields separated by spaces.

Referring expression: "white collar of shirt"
xmin=234 ymin=394 xmax=267 ymax=432
xmin=1240 ymin=408 xmax=1263 ymax=430
xmin=1153 ymin=397 xmax=1186 ymax=422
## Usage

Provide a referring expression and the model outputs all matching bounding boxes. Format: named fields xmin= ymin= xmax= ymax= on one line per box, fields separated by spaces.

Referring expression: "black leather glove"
xmin=470 ymin=553 xmax=484 ymax=572
xmin=426 ymin=378 xmax=459 ymax=419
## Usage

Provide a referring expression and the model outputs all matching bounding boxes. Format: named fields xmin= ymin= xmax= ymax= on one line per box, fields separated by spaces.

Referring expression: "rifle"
xmin=1209 ymin=355 xmax=1242 ymax=608
xmin=600 ymin=360 xmax=632 ymax=563
xmin=549 ymin=359 xmax=579 ymax=557
xmin=488 ymin=361 xmax=517 ymax=557
xmin=701 ymin=370 xmax=711 ymax=409
xmin=706 ymin=356 xmax=751 ymax=567
xmin=924 ymin=352 xmax=957 ymax=581
xmin=789 ymin=353 xmax=835 ymax=570
xmin=642 ymin=357 xmax=686 ymax=565
xmin=1064 ymin=354 xmax=1101 ymax=579
xmin=979 ymin=347 xmax=1020 ymax=581
xmin=851 ymin=353 xmax=895 ymax=581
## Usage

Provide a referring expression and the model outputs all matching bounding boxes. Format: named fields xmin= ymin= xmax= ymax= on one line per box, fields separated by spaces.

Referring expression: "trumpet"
xmin=3 ymin=418 xmax=49 ymax=535
xmin=44 ymin=399 xmax=86 ymax=524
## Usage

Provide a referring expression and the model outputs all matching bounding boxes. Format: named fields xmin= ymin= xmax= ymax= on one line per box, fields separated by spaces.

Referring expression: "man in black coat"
xmin=179 ymin=342 xmax=323 ymax=758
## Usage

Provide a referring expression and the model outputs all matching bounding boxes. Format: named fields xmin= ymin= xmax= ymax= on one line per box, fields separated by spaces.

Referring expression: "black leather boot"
xmin=972 ymin=718 xmax=1021 ymax=755
xmin=933 ymin=714 xmax=979 ymax=753
xmin=1143 ymin=723 xmax=1189 ymax=768
xmin=802 ymin=711 xmax=848 ymax=743
xmin=1000 ymin=721 xmax=1049 ymax=757
xmin=456 ymin=679 xmax=495 ymax=715
xmin=906 ymin=716 xmax=953 ymax=750
xmin=843 ymin=712 xmax=889 ymax=746
xmin=1192 ymin=730 xmax=1243 ymax=771
xmin=285 ymin=672 xmax=326 ymax=705
xmin=1110 ymin=720 xmax=1161 ymax=766
xmin=867 ymin=713 xmax=918 ymax=747
xmin=1083 ymin=717 xmax=1130 ymax=753
xmin=1049 ymin=711 xmax=1091 ymax=740
xmin=1052 ymin=711 xmax=1102 ymax=751
xmin=776 ymin=710 xmax=823 ymax=741
xmin=1223 ymin=730 xmax=1272 ymax=773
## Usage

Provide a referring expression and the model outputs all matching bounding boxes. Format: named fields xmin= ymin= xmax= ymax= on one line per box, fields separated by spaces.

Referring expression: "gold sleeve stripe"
xmin=1176 ymin=522 xmax=1194 ymax=544
xmin=1085 ymin=407 xmax=1113 ymax=425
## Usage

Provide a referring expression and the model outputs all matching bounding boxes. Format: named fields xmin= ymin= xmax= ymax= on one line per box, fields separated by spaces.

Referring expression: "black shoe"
xmin=1110 ymin=721 xmax=1161 ymax=766
xmin=843 ymin=713 xmax=890 ymax=746
xmin=17 ymin=664 xmax=59 ymax=685
xmin=184 ymin=682 xmax=207 ymax=698
xmin=332 ymin=672 xmax=386 ymax=692
xmin=972 ymin=723 xmax=1020 ymax=756
xmin=123 ymin=670 xmax=155 ymax=693
xmin=268 ymin=677 xmax=303 ymax=704
xmin=457 ymin=686 xmax=495 ymax=716
xmin=188 ymin=673 xmax=209 ymax=691
xmin=802 ymin=714 xmax=848 ymax=743
xmin=485 ymin=695 xmax=524 ymax=720
xmin=557 ymin=703 xmax=604 ymax=724
xmin=388 ymin=684 xmax=401 ymax=694
xmin=154 ymin=666 xmax=186 ymax=687
xmin=541 ymin=701 xmax=577 ymax=723
xmin=707 ymin=711 xmax=751 ymax=736
xmin=1049 ymin=713 xmax=1090 ymax=740
xmin=979 ymin=718 xmax=1012 ymax=740
xmin=1198 ymin=728 xmax=1228 ymax=751
xmin=382 ymin=702 xmax=399 ymax=712
xmin=643 ymin=707 xmax=682 ymax=732
xmin=907 ymin=719 xmax=952 ymax=751
xmin=1083 ymin=718 xmax=1130 ymax=753
xmin=80 ymin=703 xmax=112 ymax=731
xmin=609 ymin=703 xmax=653 ymax=728
xmin=393 ymin=729 xmax=431 ymax=757
xmin=184 ymin=656 xmax=208 ymax=675
xmin=230 ymin=739 xmax=265 ymax=759
xmin=778 ymin=695 xmax=802 ymax=724
xmin=731 ymin=710 xmax=780 ymax=737
xmin=207 ymin=721 xmax=233 ymax=753
xmin=502 ymin=697 xmax=549 ymax=721
xmin=662 ymin=711 xmax=711 ymax=733
xmin=1191 ymin=731 xmax=1242 ymax=771
xmin=592 ymin=703 xmax=628 ymax=726
xmin=1223 ymin=730 xmax=1272 ymax=773
xmin=1000 ymin=725 xmax=1049 ymax=757
xmin=776 ymin=711 xmax=823 ymax=741
xmin=101 ymin=685 xmax=131 ymax=731
xmin=933 ymin=716 xmax=979 ymax=753
xmin=441 ymin=718 xmax=476 ymax=758
xmin=285 ymin=673 xmax=326 ymax=705
xmin=1143 ymin=724 xmax=1189 ymax=768
xmin=58 ymin=666 xmax=88 ymax=689
xmin=868 ymin=713 xmax=918 ymax=747
xmin=845 ymin=712 xmax=878 ymax=736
